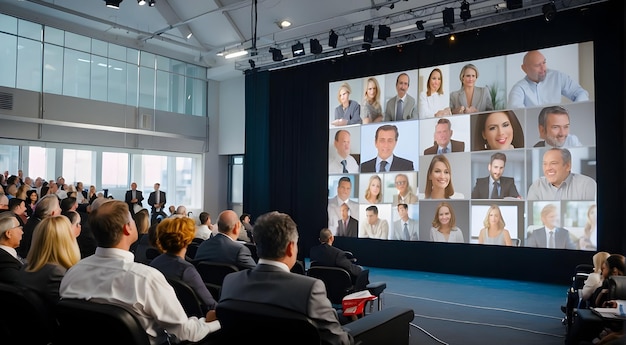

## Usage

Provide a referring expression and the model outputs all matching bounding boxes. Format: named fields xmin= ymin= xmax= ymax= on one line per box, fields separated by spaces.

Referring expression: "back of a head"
xmin=27 ymin=216 xmax=80 ymax=272
xmin=88 ymin=200 xmax=129 ymax=248
xmin=60 ymin=197 xmax=77 ymax=213
xmin=155 ymin=217 xmax=195 ymax=253
xmin=175 ymin=205 xmax=187 ymax=215
xmin=319 ymin=228 xmax=332 ymax=244
xmin=217 ymin=210 xmax=239 ymax=234
xmin=593 ymin=251 xmax=611 ymax=272
xmin=35 ymin=194 xmax=60 ymax=219
xmin=253 ymin=211 xmax=297 ymax=260
xmin=199 ymin=211 xmax=210 ymax=224
xmin=8 ymin=197 xmax=24 ymax=211
xmin=607 ymin=254 xmax=626 ymax=276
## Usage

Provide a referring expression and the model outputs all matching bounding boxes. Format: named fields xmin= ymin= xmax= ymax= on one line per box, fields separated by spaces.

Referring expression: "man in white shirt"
xmin=60 ymin=200 xmax=220 ymax=345
xmin=527 ymin=148 xmax=596 ymax=200
xmin=359 ymin=205 xmax=389 ymax=240
xmin=195 ymin=211 xmax=215 ymax=240
xmin=329 ymin=130 xmax=360 ymax=174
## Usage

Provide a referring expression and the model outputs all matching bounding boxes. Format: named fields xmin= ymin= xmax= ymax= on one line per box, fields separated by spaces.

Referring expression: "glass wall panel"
xmin=0 ymin=13 xmax=17 ymax=35
xmin=16 ymin=38 xmax=42 ymax=92
xmin=126 ymin=62 xmax=139 ymax=107
xmin=140 ymin=51 xmax=155 ymax=68
xmin=102 ymin=152 xmax=129 ymax=188
xmin=64 ymin=31 xmax=91 ymax=53
xmin=171 ymin=72 xmax=184 ymax=114
xmin=139 ymin=66 xmax=155 ymax=108
xmin=176 ymin=157 xmax=193 ymax=207
xmin=92 ymin=39 xmax=108 ymax=57
xmin=141 ymin=155 xmax=168 ymax=193
xmin=189 ymin=77 xmax=206 ymax=117
xmin=17 ymin=19 xmax=41 ymax=41
xmin=43 ymin=43 xmax=64 ymax=94
xmin=0 ymin=33 xmax=17 ymax=88
xmin=27 ymin=146 xmax=56 ymax=180
xmin=44 ymin=26 xmax=64 ymax=45
xmin=108 ymin=58 xmax=127 ymax=104
xmin=0 ymin=144 xmax=20 ymax=176
xmin=155 ymin=69 xmax=170 ymax=111
xmin=63 ymin=48 xmax=90 ymax=98
xmin=62 ymin=149 xmax=93 ymax=187
xmin=91 ymin=54 xmax=108 ymax=102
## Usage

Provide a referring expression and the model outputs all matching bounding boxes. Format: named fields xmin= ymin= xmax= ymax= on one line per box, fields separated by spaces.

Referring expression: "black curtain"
xmin=244 ymin=0 xmax=625 ymax=283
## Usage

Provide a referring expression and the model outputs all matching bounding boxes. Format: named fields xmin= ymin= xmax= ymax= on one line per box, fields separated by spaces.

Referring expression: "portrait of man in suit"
xmin=124 ymin=182 xmax=144 ymax=215
xmin=360 ymin=125 xmax=414 ymax=173
xmin=328 ymin=177 xmax=359 ymax=235
xmin=471 ymin=152 xmax=520 ymax=199
xmin=336 ymin=203 xmax=358 ymax=237
xmin=525 ymin=204 xmax=576 ymax=249
xmin=392 ymin=204 xmax=418 ymax=241
xmin=423 ymin=118 xmax=465 ymax=155
xmin=384 ymin=73 xmax=417 ymax=121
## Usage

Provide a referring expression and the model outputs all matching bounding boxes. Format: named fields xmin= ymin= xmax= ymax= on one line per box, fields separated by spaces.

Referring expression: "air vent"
xmin=0 ymin=92 xmax=13 ymax=110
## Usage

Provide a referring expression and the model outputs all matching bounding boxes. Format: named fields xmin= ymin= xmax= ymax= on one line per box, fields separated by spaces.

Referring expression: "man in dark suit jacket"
xmin=220 ymin=211 xmax=353 ymax=345
xmin=361 ymin=124 xmax=414 ymax=173
xmin=525 ymin=204 xmax=576 ymax=249
xmin=471 ymin=152 xmax=521 ymax=199
xmin=147 ymin=183 xmax=167 ymax=224
xmin=336 ymin=203 xmax=358 ymax=237
xmin=423 ymin=118 xmax=465 ymax=155
xmin=310 ymin=228 xmax=365 ymax=285
xmin=194 ymin=210 xmax=256 ymax=269
xmin=124 ymin=182 xmax=144 ymax=215
xmin=0 ymin=214 xmax=24 ymax=284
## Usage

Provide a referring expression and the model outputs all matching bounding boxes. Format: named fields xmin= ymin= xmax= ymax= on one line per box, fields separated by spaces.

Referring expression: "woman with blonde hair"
xmin=450 ymin=64 xmax=494 ymax=114
xmin=331 ymin=82 xmax=362 ymax=126
xmin=578 ymin=204 xmax=597 ymax=251
xmin=581 ymin=251 xmax=611 ymax=302
xmin=478 ymin=205 xmax=513 ymax=246
xmin=364 ymin=174 xmax=383 ymax=204
xmin=20 ymin=216 xmax=81 ymax=304
xmin=150 ymin=217 xmax=217 ymax=312
xmin=430 ymin=202 xmax=464 ymax=243
xmin=361 ymin=77 xmax=383 ymax=124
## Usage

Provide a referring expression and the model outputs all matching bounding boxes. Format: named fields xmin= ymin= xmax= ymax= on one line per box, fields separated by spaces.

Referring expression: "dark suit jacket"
xmin=124 ymin=190 xmax=144 ymax=214
xmin=336 ymin=217 xmax=358 ymax=238
xmin=471 ymin=176 xmax=520 ymax=199
xmin=220 ymin=263 xmax=352 ymax=345
xmin=19 ymin=263 xmax=66 ymax=305
xmin=309 ymin=243 xmax=363 ymax=280
xmin=360 ymin=155 xmax=414 ymax=173
xmin=147 ymin=191 xmax=166 ymax=211
xmin=194 ymin=233 xmax=257 ymax=269
xmin=525 ymin=227 xmax=576 ymax=249
xmin=0 ymin=248 xmax=23 ymax=284
xmin=17 ymin=216 xmax=41 ymax=258
xmin=423 ymin=140 xmax=465 ymax=155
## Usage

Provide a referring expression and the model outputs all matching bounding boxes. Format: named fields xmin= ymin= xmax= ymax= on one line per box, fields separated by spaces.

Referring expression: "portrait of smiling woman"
xmin=472 ymin=110 xmax=524 ymax=151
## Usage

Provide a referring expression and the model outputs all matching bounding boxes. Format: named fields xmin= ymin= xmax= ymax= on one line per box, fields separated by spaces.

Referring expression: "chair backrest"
xmin=186 ymin=242 xmax=200 ymax=260
xmin=56 ymin=299 xmax=151 ymax=345
xmin=194 ymin=261 xmax=239 ymax=299
xmin=609 ymin=275 xmax=626 ymax=300
xmin=291 ymin=260 xmax=306 ymax=275
xmin=165 ymin=276 xmax=205 ymax=317
xmin=0 ymin=283 xmax=57 ymax=345
xmin=216 ymin=299 xmax=322 ymax=345
xmin=243 ymin=242 xmax=259 ymax=262
xmin=307 ymin=266 xmax=354 ymax=305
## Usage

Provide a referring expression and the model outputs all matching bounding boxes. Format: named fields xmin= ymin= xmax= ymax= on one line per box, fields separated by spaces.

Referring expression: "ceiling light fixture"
xmin=276 ymin=20 xmax=292 ymax=29
xmin=224 ymin=50 xmax=248 ymax=59
xmin=310 ymin=39 xmax=323 ymax=54
xmin=415 ymin=20 xmax=425 ymax=31
xmin=148 ymin=0 xmax=155 ymax=7
xmin=105 ymin=0 xmax=123 ymax=9
xmin=460 ymin=1 xmax=471 ymax=21
xmin=378 ymin=25 xmax=391 ymax=40
xmin=137 ymin=0 xmax=145 ymax=5
xmin=329 ymin=30 xmax=338 ymax=48
xmin=363 ymin=25 xmax=374 ymax=43
xmin=269 ymin=47 xmax=283 ymax=61
xmin=542 ymin=1 xmax=557 ymax=22
xmin=442 ymin=8 xmax=454 ymax=29
xmin=292 ymin=42 xmax=305 ymax=57
xmin=425 ymin=31 xmax=435 ymax=45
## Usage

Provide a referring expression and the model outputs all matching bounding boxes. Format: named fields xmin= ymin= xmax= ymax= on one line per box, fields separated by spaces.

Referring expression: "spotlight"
xmin=415 ymin=20 xmax=425 ymax=31
xmin=506 ymin=0 xmax=523 ymax=10
xmin=390 ymin=3 xmax=394 ymax=10
xmin=460 ymin=1 xmax=471 ymax=21
xmin=310 ymin=38 xmax=323 ymax=54
xmin=425 ymin=31 xmax=435 ymax=45
xmin=449 ymin=34 xmax=456 ymax=42
xmin=276 ymin=20 xmax=291 ymax=29
xmin=542 ymin=1 xmax=557 ymax=22
xmin=248 ymin=59 xmax=256 ymax=69
xmin=363 ymin=25 xmax=374 ymax=43
xmin=329 ymin=30 xmax=338 ymax=48
xmin=148 ymin=0 xmax=155 ymax=6
xmin=378 ymin=25 xmax=391 ymax=40
xmin=137 ymin=0 xmax=145 ymax=5
xmin=269 ymin=47 xmax=283 ymax=61
xmin=105 ymin=0 xmax=123 ymax=9
xmin=291 ymin=42 xmax=305 ymax=57
xmin=442 ymin=8 xmax=454 ymax=29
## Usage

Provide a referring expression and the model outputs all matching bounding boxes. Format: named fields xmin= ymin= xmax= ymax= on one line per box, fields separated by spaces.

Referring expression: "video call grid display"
xmin=327 ymin=42 xmax=597 ymax=251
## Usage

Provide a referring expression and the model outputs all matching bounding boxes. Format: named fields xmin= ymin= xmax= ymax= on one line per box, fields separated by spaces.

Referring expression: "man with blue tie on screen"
xmin=526 ymin=204 xmax=576 ymax=249
xmin=392 ymin=204 xmax=418 ymax=241
xmin=383 ymin=73 xmax=417 ymax=121
xmin=360 ymin=125 xmax=414 ymax=173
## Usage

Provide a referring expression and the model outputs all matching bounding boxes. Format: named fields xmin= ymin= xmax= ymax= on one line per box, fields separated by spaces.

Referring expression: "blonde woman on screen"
xmin=450 ymin=64 xmax=494 ymax=114
xmin=478 ymin=204 xmax=513 ymax=246
xmin=332 ymin=82 xmax=362 ymax=126
xmin=418 ymin=68 xmax=451 ymax=118
xmin=364 ymin=175 xmax=383 ymax=204
xmin=578 ymin=204 xmax=597 ymax=251
xmin=430 ymin=202 xmax=464 ymax=243
xmin=361 ymin=77 xmax=383 ymax=124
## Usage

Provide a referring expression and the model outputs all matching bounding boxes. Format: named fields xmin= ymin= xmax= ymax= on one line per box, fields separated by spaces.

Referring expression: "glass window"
xmin=155 ymin=70 xmax=170 ymax=111
xmin=0 ymin=144 xmax=20 ymax=176
xmin=44 ymin=26 xmax=64 ymax=45
xmin=171 ymin=72 xmax=185 ymax=114
xmin=140 ymin=51 xmax=155 ymax=68
xmin=27 ymin=146 xmax=56 ymax=180
xmin=65 ymin=31 xmax=91 ymax=53
xmin=102 ymin=152 xmax=129 ymax=188
xmin=139 ymin=66 xmax=155 ymax=108
xmin=188 ymin=77 xmax=207 ymax=116
xmin=62 ymin=149 xmax=93 ymax=186
xmin=141 ymin=155 xmax=168 ymax=193
xmin=156 ymin=55 xmax=171 ymax=72
xmin=126 ymin=62 xmax=139 ymax=107
xmin=91 ymin=39 xmax=108 ymax=57
xmin=17 ymin=19 xmax=41 ymax=41
xmin=108 ymin=43 xmax=125 ymax=61
xmin=0 ymin=33 xmax=17 ymax=88
xmin=126 ymin=47 xmax=139 ymax=64
xmin=0 ymin=13 xmax=17 ymax=35
xmin=16 ymin=38 xmax=42 ymax=92
xmin=91 ymin=54 xmax=108 ymax=102
xmin=231 ymin=162 xmax=243 ymax=204
xmin=107 ymin=58 xmax=127 ymax=104
xmin=63 ymin=48 xmax=90 ymax=98
xmin=43 ymin=43 xmax=64 ymax=94
xmin=175 ymin=157 xmax=192 ymax=207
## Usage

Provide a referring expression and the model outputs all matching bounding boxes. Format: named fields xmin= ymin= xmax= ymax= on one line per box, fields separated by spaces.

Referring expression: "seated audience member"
xmin=20 ymin=216 xmax=81 ymax=305
xmin=60 ymin=196 xmax=78 ymax=213
xmin=0 ymin=194 xmax=9 ymax=213
xmin=527 ymin=148 xmax=596 ymax=201
xmin=62 ymin=209 xmax=96 ymax=258
xmin=310 ymin=228 xmax=366 ymax=285
xmin=194 ymin=210 xmax=256 ymax=269
xmin=133 ymin=223 xmax=159 ymax=264
xmin=195 ymin=212 xmax=214 ymax=240
xmin=60 ymin=200 xmax=220 ymax=345
xmin=590 ymin=254 xmax=626 ymax=308
xmin=150 ymin=217 xmax=217 ymax=313
xmin=0 ymin=213 xmax=24 ymax=284
xmin=8 ymin=197 xmax=27 ymax=226
xmin=240 ymin=213 xmax=254 ymax=243
xmin=580 ymin=251 xmax=611 ymax=302
xmin=236 ymin=215 xmax=252 ymax=243
xmin=220 ymin=211 xmax=353 ymax=345
xmin=525 ymin=204 xmax=576 ymax=249
xmin=18 ymin=194 xmax=62 ymax=258
xmin=25 ymin=190 xmax=38 ymax=218
xmin=533 ymin=105 xmax=583 ymax=148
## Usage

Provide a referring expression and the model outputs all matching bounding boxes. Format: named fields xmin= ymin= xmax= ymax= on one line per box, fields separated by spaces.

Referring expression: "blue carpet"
xmin=364 ymin=266 xmax=567 ymax=345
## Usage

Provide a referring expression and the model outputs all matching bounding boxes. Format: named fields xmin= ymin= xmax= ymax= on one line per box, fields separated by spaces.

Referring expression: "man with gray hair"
xmin=194 ymin=209 xmax=256 ymax=269
xmin=17 ymin=194 xmax=62 ymax=258
xmin=0 ymin=213 xmax=24 ymax=284
xmin=533 ymin=105 xmax=582 ymax=148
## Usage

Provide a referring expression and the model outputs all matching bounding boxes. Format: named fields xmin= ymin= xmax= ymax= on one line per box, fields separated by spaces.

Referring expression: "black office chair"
xmin=186 ymin=242 xmax=200 ymax=260
xmin=194 ymin=261 xmax=240 ymax=299
xmin=243 ymin=242 xmax=259 ymax=262
xmin=562 ymin=263 xmax=594 ymax=329
xmin=0 ymin=283 xmax=57 ymax=345
xmin=55 ymin=299 xmax=151 ymax=345
xmin=307 ymin=266 xmax=355 ymax=307
xmin=609 ymin=275 xmax=626 ymax=300
xmin=166 ymin=276 xmax=206 ymax=317
xmin=291 ymin=259 xmax=306 ymax=275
